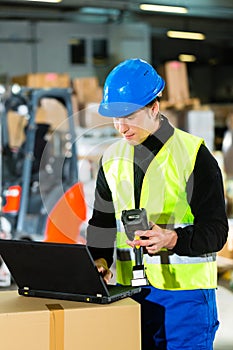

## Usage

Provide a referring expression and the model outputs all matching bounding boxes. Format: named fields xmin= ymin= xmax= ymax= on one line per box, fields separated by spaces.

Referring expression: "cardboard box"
xmin=7 ymin=110 xmax=28 ymax=148
xmin=84 ymin=86 xmax=103 ymax=103
xmin=72 ymin=77 xmax=102 ymax=105
xmin=11 ymin=73 xmax=71 ymax=89
xmin=80 ymin=102 xmax=113 ymax=129
xmin=0 ymin=290 xmax=141 ymax=350
xmin=7 ymin=96 xmax=78 ymax=148
xmin=158 ymin=61 xmax=190 ymax=102
xmin=35 ymin=98 xmax=69 ymax=131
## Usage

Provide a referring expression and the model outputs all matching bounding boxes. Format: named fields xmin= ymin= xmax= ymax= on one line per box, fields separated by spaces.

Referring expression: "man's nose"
xmin=117 ymin=119 xmax=128 ymax=133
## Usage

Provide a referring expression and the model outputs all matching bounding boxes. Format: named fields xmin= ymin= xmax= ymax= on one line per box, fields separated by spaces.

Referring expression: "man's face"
xmin=113 ymin=106 xmax=158 ymax=145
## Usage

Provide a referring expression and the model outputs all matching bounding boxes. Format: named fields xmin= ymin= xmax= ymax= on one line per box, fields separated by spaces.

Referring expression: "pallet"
xmin=160 ymin=98 xmax=201 ymax=111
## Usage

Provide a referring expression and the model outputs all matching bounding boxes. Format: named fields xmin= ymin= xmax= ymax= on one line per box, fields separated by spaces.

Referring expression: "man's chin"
xmin=124 ymin=138 xmax=139 ymax=145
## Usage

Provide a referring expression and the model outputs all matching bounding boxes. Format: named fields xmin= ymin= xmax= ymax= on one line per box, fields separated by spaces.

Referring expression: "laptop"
xmin=0 ymin=239 xmax=141 ymax=304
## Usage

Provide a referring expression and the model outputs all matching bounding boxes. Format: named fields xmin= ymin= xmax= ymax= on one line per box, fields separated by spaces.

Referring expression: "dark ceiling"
xmin=0 ymin=0 xmax=233 ymax=66
xmin=0 ymin=0 xmax=232 ymax=44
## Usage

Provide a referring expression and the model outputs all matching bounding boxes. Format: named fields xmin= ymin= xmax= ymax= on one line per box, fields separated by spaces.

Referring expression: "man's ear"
xmin=150 ymin=100 xmax=159 ymax=119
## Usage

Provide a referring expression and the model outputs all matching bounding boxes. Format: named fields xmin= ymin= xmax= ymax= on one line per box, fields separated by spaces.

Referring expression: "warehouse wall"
xmin=0 ymin=21 xmax=33 ymax=76
xmin=1 ymin=19 xmax=231 ymax=104
xmin=0 ymin=20 xmax=150 ymax=83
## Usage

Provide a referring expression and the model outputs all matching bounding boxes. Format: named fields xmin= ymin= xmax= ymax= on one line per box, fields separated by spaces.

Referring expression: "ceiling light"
xmin=179 ymin=54 xmax=196 ymax=62
xmin=80 ymin=7 xmax=120 ymax=16
xmin=24 ymin=0 xmax=62 ymax=3
xmin=167 ymin=30 xmax=205 ymax=40
xmin=140 ymin=4 xmax=188 ymax=14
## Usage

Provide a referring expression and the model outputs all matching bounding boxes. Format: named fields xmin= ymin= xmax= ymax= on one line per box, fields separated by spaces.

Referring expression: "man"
xmin=86 ymin=58 xmax=228 ymax=349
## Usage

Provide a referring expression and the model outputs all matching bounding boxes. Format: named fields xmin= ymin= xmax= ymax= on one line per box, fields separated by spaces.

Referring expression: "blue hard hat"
xmin=98 ymin=58 xmax=165 ymax=117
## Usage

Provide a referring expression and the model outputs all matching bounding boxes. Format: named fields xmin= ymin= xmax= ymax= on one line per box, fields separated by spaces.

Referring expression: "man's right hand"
xmin=94 ymin=258 xmax=113 ymax=284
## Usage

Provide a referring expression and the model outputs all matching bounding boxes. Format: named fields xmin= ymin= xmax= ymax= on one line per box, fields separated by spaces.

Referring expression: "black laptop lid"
xmin=0 ymin=239 xmax=110 ymax=297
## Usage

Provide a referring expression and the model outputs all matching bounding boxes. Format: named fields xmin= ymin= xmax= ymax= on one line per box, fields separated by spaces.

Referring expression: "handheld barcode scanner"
xmin=121 ymin=208 xmax=149 ymax=286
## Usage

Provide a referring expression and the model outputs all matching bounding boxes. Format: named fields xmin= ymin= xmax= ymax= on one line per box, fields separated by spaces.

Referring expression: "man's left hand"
xmin=126 ymin=222 xmax=178 ymax=255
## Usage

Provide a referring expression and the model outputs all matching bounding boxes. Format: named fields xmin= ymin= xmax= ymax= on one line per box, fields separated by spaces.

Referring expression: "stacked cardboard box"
xmin=35 ymin=98 xmax=70 ymax=131
xmin=11 ymin=73 xmax=71 ymax=89
xmin=158 ymin=61 xmax=190 ymax=103
xmin=7 ymin=111 xmax=28 ymax=148
xmin=0 ymin=290 xmax=141 ymax=350
xmin=79 ymin=102 xmax=113 ymax=129
xmin=72 ymin=77 xmax=105 ymax=129
xmin=72 ymin=77 xmax=103 ymax=106
xmin=6 ymin=96 xmax=78 ymax=152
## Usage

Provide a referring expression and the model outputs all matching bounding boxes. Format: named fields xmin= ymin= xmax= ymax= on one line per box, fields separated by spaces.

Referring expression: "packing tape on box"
xmin=46 ymin=304 xmax=64 ymax=350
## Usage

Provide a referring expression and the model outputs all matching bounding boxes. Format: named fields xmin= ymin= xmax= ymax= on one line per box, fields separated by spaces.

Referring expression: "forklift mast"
xmin=15 ymin=88 xmax=79 ymax=235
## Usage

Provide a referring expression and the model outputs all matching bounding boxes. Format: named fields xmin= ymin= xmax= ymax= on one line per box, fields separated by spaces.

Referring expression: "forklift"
xmin=1 ymin=87 xmax=87 ymax=242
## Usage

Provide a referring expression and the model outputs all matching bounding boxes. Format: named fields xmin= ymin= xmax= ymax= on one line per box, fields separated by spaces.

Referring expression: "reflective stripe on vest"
xmin=103 ymin=128 xmax=217 ymax=290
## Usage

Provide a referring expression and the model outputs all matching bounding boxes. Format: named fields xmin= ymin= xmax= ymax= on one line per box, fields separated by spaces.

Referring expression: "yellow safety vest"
xmin=102 ymin=128 xmax=217 ymax=290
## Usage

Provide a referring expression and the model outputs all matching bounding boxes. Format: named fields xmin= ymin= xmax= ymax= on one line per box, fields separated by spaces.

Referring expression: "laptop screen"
xmin=0 ymin=239 xmax=110 ymax=297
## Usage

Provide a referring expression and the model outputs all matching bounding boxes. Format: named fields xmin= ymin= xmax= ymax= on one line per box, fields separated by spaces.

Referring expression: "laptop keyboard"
xmin=107 ymin=284 xmax=136 ymax=296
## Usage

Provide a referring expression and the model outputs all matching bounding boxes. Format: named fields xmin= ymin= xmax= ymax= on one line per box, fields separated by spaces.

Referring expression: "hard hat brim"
xmin=98 ymin=102 xmax=144 ymax=118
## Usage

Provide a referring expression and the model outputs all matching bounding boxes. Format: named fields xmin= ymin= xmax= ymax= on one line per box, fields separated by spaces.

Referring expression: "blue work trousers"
xmin=131 ymin=286 xmax=219 ymax=350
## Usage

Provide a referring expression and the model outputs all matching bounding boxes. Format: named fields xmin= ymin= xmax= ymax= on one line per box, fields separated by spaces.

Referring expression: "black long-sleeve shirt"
xmin=87 ymin=116 xmax=228 ymax=267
